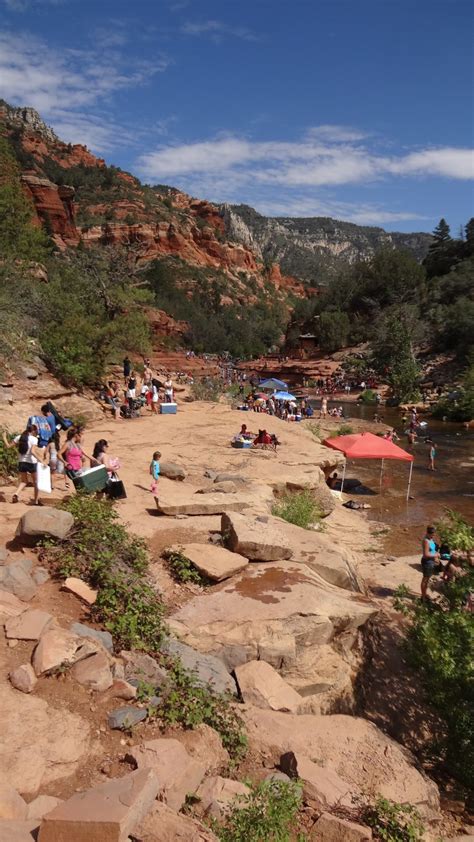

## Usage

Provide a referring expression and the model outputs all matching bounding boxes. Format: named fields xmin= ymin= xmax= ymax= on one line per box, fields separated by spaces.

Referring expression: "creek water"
xmin=315 ymin=400 xmax=474 ymax=556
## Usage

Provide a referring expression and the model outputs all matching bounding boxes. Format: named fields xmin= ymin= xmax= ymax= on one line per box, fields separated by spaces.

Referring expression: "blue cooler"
xmin=160 ymin=402 xmax=177 ymax=415
xmin=231 ymin=440 xmax=252 ymax=449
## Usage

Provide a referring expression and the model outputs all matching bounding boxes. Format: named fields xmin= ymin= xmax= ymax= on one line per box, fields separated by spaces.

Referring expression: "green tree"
xmin=0 ymin=136 xmax=50 ymax=262
xmin=465 ymin=217 xmax=474 ymax=255
xmin=432 ymin=218 xmax=452 ymax=246
xmin=317 ymin=310 xmax=350 ymax=353
xmin=371 ymin=310 xmax=421 ymax=402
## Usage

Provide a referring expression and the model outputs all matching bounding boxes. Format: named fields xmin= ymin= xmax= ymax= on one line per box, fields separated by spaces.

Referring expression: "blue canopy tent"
xmin=273 ymin=391 xmax=296 ymax=401
xmin=258 ymin=377 xmax=288 ymax=391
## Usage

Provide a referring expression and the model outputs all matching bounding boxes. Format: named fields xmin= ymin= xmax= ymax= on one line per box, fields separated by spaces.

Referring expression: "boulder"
xmin=5 ymin=609 xmax=54 ymax=641
xmin=281 ymin=644 xmax=355 ymax=714
xmin=63 ymin=578 xmax=97 ymax=605
xmin=196 ymin=776 xmax=249 ymax=820
xmin=0 ymin=684 xmax=91 ymax=796
xmin=162 ymin=638 xmax=237 ymax=696
xmin=136 ymin=802 xmax=218 ymax=842
xmin=70 ymin=623 xmax=113 ymax=653
xmin=32 ymin=628 xmax=101 ymax=676
xmin=9 ymin=664 xmax=37 ymax=694
xmin=159 ymin=462 xmax=186 ymax=480
xmin=168 ymin=543 xmax=248 ymax=582
xmin=37 ymin=768 xmax=159 ymax=842
xmin=199 ymin=481 xmax=238 ymax=494
xmin=243 ymin=709 xmax=440 ymax=818
xmin=0 ymin=561 xmax=37 ymax=602
xmin=0 ymin=779 xmax=27 ymax=820
xmin=235 ymin=661 xmax=302 ymax=712
xmin=15 ymin=508 xmax=73 ymax=543
xmin=313 ymin=813 xmax=372 ymax=841
xmin=26 ymin=796 xmax=63 ymax=821
xmin=105 ymin=679 xmax=137 ymax=701
xmin=170 ymin=562 xmax=375 ymax=673
xmin=280 ymin=751 xmax=352 ymax=808
xmin=156 ymin=487 xmax=252 ymax=517
xmin=120 ymin=650 xmax=168 ymax=688
xmin=0 ymin=819 xmax=40 ymax=841
xmin=108 ymin=707 xmax=147 ymax=730
xmin=127 ymin=739 xmax=205 ymax=812
xmin=221 ymin=512 xmax=293 ymax=561
xmin=0 ymin=589 xmax=28 ymax=621
xmin=71 ymin=651 xmax=113 ymax=692
xmin=32 ymin=567 xmax=50 ymax=586
xmin=176 ymin=724 xmax=229 ymax=774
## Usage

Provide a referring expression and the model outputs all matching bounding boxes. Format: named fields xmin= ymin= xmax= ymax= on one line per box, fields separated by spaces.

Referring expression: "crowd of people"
xmin=98 ymin=357 xmax=175 ymax=420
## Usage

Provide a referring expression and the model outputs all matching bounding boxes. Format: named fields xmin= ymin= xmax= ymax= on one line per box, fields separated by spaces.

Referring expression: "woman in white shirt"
xmin=2 ymin=424 xmax=46 ymax=505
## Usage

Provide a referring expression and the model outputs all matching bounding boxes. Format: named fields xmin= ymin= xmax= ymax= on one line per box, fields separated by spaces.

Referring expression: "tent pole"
xmin=406 ymin=460 xmax=413 ymax=501
xmin=379 ymin=458 xmax=384 ymax=489
xmin=340 ymin=459 xmax=347 ymax=494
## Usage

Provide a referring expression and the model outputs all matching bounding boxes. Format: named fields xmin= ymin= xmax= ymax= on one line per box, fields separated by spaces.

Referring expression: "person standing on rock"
xmin=150 ymin=450 xmax=161 ymax=510
xmin=421 ymin=525 xmax=439 ymax=601
xmin=3 ymin=424 xmax=46 ymax=505
xmin=123 ymin=355 xmax=131 ymax=385
xmin=320 ymin=395 xmax=328 ymax=419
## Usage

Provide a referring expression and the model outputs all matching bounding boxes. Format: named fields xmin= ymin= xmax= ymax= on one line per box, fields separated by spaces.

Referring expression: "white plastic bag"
xmin=36 ymin=463 xmax=52 ymax=494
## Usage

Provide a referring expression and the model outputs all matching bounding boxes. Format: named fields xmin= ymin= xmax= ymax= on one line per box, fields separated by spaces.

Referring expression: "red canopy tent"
xmin=323 ymin=431 xmax=414 ymax=500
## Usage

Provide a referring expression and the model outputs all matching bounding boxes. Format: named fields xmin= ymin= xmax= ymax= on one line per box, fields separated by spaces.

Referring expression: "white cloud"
xmin=0 ymin=30 xmax=169 ymax=150
xmin=306 ymin=125 xmax=369 ymax=143
xmin=181 ymin=19 xmax=259 ymax=42
xmin=389 ymin=148 xmax=474 ymax=179
xmin=2 ymin=0 xmax=65 ymax=10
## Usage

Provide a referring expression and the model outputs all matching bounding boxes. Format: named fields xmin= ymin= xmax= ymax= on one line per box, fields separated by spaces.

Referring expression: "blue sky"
xmin=1 ymin=0 xmax=473 ymax=231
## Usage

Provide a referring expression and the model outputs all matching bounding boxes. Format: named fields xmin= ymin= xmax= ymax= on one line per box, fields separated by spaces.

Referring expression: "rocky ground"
xmin=0 ymin=385 xmax=471 ymax=841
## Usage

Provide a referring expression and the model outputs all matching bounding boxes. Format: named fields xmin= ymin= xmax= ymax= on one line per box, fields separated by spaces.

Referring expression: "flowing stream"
xmin=314 ymin=400 xmax=474 ymax=556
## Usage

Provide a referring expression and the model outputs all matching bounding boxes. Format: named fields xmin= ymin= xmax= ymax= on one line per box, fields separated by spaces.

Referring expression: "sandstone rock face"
xmin=313 ymin=813 xmax=372 ymax=841
xmin=37 ymin=768 xmax=159 ymax=842
xmin=0 ymin=684 xmax=91 ymax=796
xmin=157 ymin=488 xmax=253 ymax=517
xmin=71 ymin=651 xmax=113 ymax=692
xmin=221 ymin=512 xmax=293 ymax=562
xmin=244 ymin=709 xmax=440 ymax=818
xmin=0 ymin=818 xmax=40 ymax=841
xmin=163 ymin=638 xmax=237 ymax=696
xmin=15 ymin=508 xmax=74 ymax=543
xmin=21 ymin=174 xmax=79 ymax=249
xmin=128 ymin=739 xmax=205 ymax=812
xmin=281 ymin=644 xmax=356 ymax=714
xmin=63 ymin=577 xmax=97 ymax=605
xmin=170 ymin=562 xmax=375 ymax=673
xmin=280 ymin=751 xmax=352 ymax=808
xmin=196 ymin=776 xmax=249 ymax=820
xmin=5 ymin=609 xmax=53 ymax=641
xmin=0 ymin=779 xmax=27 ymax=820
xmin=235 ymin=660 xmax=302 ymax=713
xmin=9 ymin=664 xmax=37 ymax=694
xmin=137 ymin=802 xmax=218 ymax=842
xmin=32 ymin=629 xmax=101 ymax=676
xmin=175 ymin=724 xmax=229 ymax=774
xmin=168 ymin=543 xmax=248 ymax=582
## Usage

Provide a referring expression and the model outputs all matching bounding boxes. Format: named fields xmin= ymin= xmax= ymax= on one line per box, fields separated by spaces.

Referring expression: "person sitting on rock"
xmin=238 ymin=423 xmax=254 ymax=440
xmin=254 ymin=429 xmax=272 ymax=446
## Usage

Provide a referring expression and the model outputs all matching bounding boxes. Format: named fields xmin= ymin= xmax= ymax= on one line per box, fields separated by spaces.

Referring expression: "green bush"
xmin=214 ymin=778 xmax=302 ymax=842
xmin=394 ymin=571 xmax=474 ymax=787
xmin=436 ymin=509 xmax=474 ymax=554
xmin=190 ymin=378 xmax=224 ymax=402
xmin=0 ymin=428 xmax=19 ymax=479
xmin=363 ymin=796 xmax=425 ymax=842
xmin=305 ymin=420 xmax=322 ymax=440
xmin=359 ymin=388 xmax=377 ymax=403
xmin=335 ymin=423 xmax=354 ymax=436
xmin=148 ymin=659 xmax=247 ymax=760
xmin=272 ymin=490 xmax=322 ymax=529
xmin=42 ymin=494 xmax=167 ymax=651
xmin=163 ymin=550 xmax=207 ymax=585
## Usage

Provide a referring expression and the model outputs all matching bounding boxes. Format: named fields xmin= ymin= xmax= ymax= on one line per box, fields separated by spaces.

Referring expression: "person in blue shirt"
xmin=421 ymin=525 xmax=439 ymax=600
xmin=149 ymin=450 xmax=161 ymax=510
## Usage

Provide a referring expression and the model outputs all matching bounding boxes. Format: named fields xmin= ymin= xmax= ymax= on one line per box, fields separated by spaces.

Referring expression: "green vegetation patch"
xmin=213 ymin=778 xmax=302 ymax=842
xmin=362 ymin=796 xmax=425 ymax=842
xmin=272 ymin=490 xmax=323 ymax=530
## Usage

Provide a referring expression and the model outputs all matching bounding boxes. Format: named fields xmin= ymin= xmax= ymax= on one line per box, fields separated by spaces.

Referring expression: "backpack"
xmin=28 ymin=415 xmax=53 ymax=446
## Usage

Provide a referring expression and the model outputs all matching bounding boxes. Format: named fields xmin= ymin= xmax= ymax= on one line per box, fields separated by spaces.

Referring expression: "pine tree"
xmin=465 ymin=218 xmax=474 ymax=251
xmin=431 ymin=218 xmax=451 ymax=247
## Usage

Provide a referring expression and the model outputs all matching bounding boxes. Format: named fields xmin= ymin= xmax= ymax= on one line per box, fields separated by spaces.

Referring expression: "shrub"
xmin=214 ymin=778 xmax=302 ymax=842
xmin=0 ymin=428 xmax=18 ymax=479
xmin=272 ymin=490 xmax=322 ymax=529
xmin=359 ymin=388 xmax=377 ymax=403
xmin=190 ymin=378 xmax=224 ymax=402
xmin=363 ymin=796 xmax=425 ymax=842
xmin=148 ymin=659 xmax=247 ymax=760
xmin=41 ymin=494 xmax=167 ymax=651
xmin=335 ymin=423 xmax=354 ymax=436
xmin=436 ymin=509 xmax=474 ymax=554
xmin=163 ymin=549 xmax=207 ymax=585
xmin=305 ymin=420 xmax=321 ymax=440
xmin=394 ymin=572 xmax=474 ymax=787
